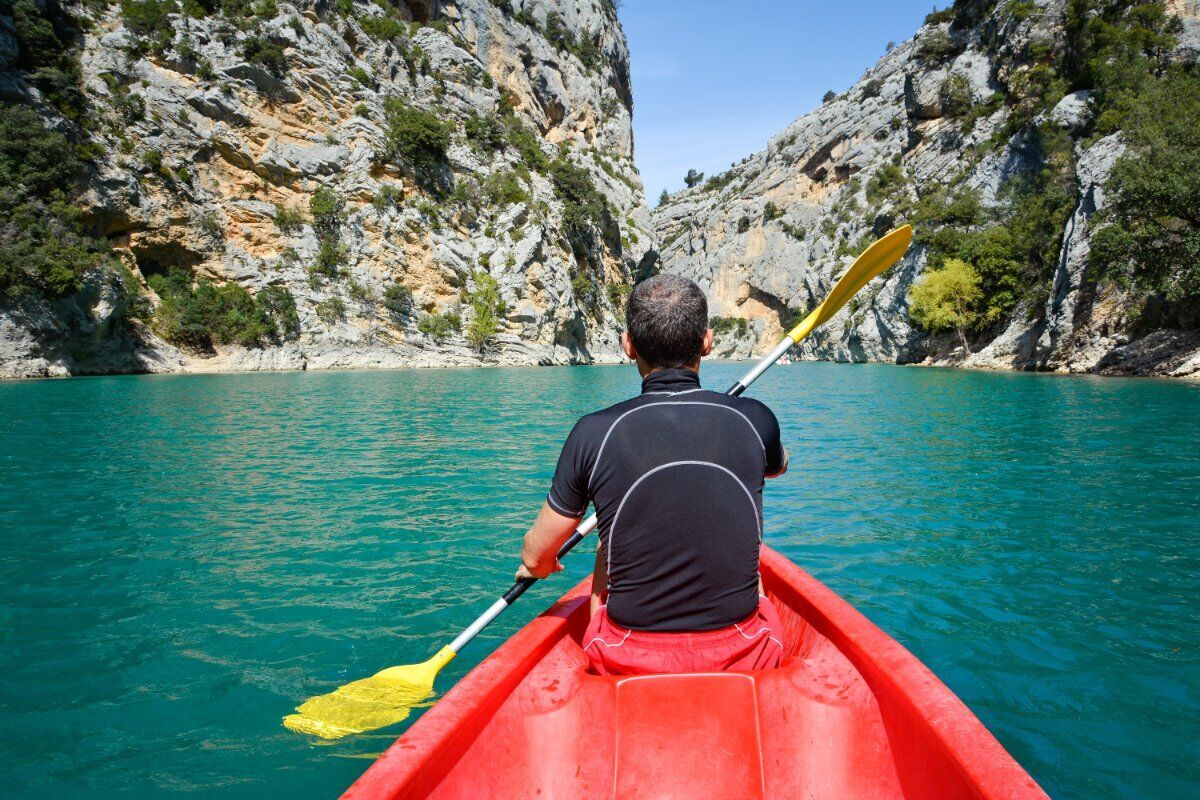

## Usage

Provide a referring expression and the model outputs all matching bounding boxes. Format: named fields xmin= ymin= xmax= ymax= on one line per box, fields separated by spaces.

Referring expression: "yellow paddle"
xmin=282 ymin=224 xmax=913 ymax=739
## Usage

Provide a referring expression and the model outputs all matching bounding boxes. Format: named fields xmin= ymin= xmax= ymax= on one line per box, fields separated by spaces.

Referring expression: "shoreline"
xmin=3 ymin=350 xmax=1197 ymax=384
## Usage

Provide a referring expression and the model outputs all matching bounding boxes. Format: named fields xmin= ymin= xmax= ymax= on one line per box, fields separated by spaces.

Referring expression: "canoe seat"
xmin=614 ymin=673 xmax=763 ymax=800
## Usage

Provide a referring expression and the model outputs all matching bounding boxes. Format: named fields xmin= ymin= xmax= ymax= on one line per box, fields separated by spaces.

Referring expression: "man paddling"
xmin=515 ymin=275 xmax=789 ymax=675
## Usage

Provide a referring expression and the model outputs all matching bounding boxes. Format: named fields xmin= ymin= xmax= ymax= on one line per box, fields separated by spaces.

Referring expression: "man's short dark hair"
xmin=625 ymin=275 xmax=709 ymax=368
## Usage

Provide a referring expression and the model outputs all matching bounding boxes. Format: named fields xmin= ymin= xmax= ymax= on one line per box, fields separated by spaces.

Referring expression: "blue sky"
xmin=618 ymin=0 xmax=936 ymax=205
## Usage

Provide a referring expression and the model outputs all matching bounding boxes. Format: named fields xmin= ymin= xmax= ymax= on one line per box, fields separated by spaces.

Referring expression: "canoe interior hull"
xmin=343 ymin=547 xmax=1047 ymax=800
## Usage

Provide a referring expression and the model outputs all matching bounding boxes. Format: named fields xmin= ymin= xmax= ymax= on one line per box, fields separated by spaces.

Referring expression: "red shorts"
xmin=582 ymin=596 xmax=786 ymax=676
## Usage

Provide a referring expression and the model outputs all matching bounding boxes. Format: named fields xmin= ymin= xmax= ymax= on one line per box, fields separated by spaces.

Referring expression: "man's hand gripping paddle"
xmin=282 ymin=225 xmax=914 ymax=739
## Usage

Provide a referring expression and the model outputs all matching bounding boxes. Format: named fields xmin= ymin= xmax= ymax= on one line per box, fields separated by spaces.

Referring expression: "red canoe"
xmin=342 ymin=547 xmax=1048 ymax=799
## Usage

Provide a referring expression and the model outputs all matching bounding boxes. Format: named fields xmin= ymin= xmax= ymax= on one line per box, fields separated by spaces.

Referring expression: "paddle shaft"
xmin=445 ymin=336 xmax=794 ymax=654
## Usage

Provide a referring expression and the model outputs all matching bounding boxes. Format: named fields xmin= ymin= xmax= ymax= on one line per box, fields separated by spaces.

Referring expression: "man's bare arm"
xmin=515 ymin=501 xmax=582 ymax=580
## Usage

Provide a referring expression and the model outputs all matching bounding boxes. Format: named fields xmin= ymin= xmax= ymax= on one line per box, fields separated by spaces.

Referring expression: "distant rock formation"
xmin=0 ymin=0 xmax=651 ymax=378
xmin=654 ymin=0 xmax=1200 ymax=378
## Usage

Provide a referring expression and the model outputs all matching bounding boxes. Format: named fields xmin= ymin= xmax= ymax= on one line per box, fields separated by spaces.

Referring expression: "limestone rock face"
xmin=654 ymin=0 xmax=1200 ymax=378
xmin=1 ymin=0 xmax=650 ymax=377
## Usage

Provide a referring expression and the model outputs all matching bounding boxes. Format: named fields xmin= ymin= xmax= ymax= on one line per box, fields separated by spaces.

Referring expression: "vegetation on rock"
xmin=463 ymin=271 xmax=506 ymax=350
xmin=710 ymin=316 xmax=750 ymax=339
xmin=383 ymin=99 xmax=453 ymax=190
xmin=1091 ymin=68 xmax=1200 ymax=326
xmin=418 ymin=309 xmax=462 ymax=340
xmin=149 ymin=268 xmax=299 ymax=350
xmin=908 ymin=258 xmax=982 ymax=352
xmin=0 ymin=106 xmax=114 ymax=302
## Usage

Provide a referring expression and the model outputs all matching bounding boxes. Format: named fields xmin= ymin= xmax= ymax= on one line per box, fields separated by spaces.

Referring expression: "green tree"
xmin=908 ymin=258 xmax=982 ymax=353
xmin=417 ymin=309 xmax=461 ymax=340
xmin=465 ymin=113 xmax=506 ymax=152
xmin=1091 ymin=68 xmax=1200 ymax=313
xmin=548 ymin=157 xmax=606 ymax=246
xmin=383 ymin=283 xmax=413 ymax=319
xmin=0 ymin=105 xmax=81 ymax=196
xmin=383 ymin=98 xmax=452 ymax=187
xmin=464 ymin=270 xmax=506 ymax=350
xmin=0 ymin=106 xmax=115 ymax=301
xmin=315 ymin=296 xmax=346 ymax=325
xmin=241 ymin=35 xmax=287 ymax=77
xmin=939 ymin=74 xmax=972 ymax=117
xmin=148 ymin=268 xmax=290 ymax=350
xmin=309 ymin=187 xmax=345 ymax=241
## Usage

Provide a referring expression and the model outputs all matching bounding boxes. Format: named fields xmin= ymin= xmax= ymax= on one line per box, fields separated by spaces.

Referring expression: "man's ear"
xmin=700 ymin=328 xmax=714 ymax=357
xmin=620 ymin=331 xmax=637 ymax=360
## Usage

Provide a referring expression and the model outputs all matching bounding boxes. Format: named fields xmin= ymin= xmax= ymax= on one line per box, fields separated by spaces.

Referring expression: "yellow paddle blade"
xmin=283 ymin=646 xmax=456 ymax=739
xmin=786 ymin=225 xmax=913 ymax=344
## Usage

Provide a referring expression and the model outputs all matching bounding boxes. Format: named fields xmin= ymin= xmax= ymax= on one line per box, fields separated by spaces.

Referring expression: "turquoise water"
xmin=1 ymin=363 xmax=1197 ymax=799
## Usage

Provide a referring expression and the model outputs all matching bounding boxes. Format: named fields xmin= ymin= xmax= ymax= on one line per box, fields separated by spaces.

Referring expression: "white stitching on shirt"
xmin=590 ymin=401 xmax=766 ymax=486
xmin=546 ymin=492 xmax=584 ymax=517
xmin=607 ymin=460 xmax=761 ymax=567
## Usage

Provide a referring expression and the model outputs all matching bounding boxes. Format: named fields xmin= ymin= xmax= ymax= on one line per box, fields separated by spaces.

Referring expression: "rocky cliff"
xmin=0 ymin=0 xmax=652 ymax=378
xmin=654 ymin=0 xmax=1200 ymax=378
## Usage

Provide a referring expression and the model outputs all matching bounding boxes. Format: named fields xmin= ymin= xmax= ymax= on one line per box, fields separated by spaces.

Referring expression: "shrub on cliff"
xmin=464 ymin=271 xmax=506 ymax=350
xmin=0 ymin=106 xmax=113 ymax=301
xmin=315 ymin=296 xmax=346 ymax=325
xmin=465 ymin=113 xmax=506 ymax=152
xmin=242 ymin=35 xmax=288 ymax=78
xmin=0 ymin=200 xmax=111 ymax=301
xmin=273 ymin=204 xmax=305 ymax=234
xmin=549 ymin=157 xmax=607 ymax=246
xmin=570 ymin=270 xmax=593 ymax=304
xmin=939 ymin=74 xmax=972 ymax=117
xmin=915 ymin=28 xmax=957 ymax=63
xmin=504 ymin=117 xmax=551 ymax=172
xmin=120 ymin=0 xmax=175 ymax=44
xmin=0 ymin=105 xmax=81 ymax=197
xmin=866 ymin=160 xmax=906 ymax=205
xmin=1091 ymin=68 xmax=1200 ymax=321
xmin=256 ymin=285 xmax=300 ymax=339
xmin=309 ymin=187 xmax=345 ymax=241
xmin=383 ymin=283 xmax=413 ymax=319
xmin=11 ymin=0 xmax=87 ymax=117
xmin=908 ymin=258 xmax=981 ymax=352
xmin=383 ymin=98 xmax=452 ymax=188
xmin=418 ymin=309 xmax=461 ymax=340
xmin=309 ymin=240 xmax=348 ymax=281
xmin=482 ymin=170 xmax=530 ymax=207
xmin=710 ymin=316 xmax=750 ymax=339
xmin=360 ymin=13 xmax=408 ymax=42
xmin=924 ymin=7 xmax=955 ymax=25
xmin=149 ymin=268 xmax=295 ymax=350
xmin=541 ymin=11 xmax=602 ymax=70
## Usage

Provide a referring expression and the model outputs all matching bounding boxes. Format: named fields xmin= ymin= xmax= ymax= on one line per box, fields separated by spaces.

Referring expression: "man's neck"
xmin=636 ymin=359 xmax=701 ymax=379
